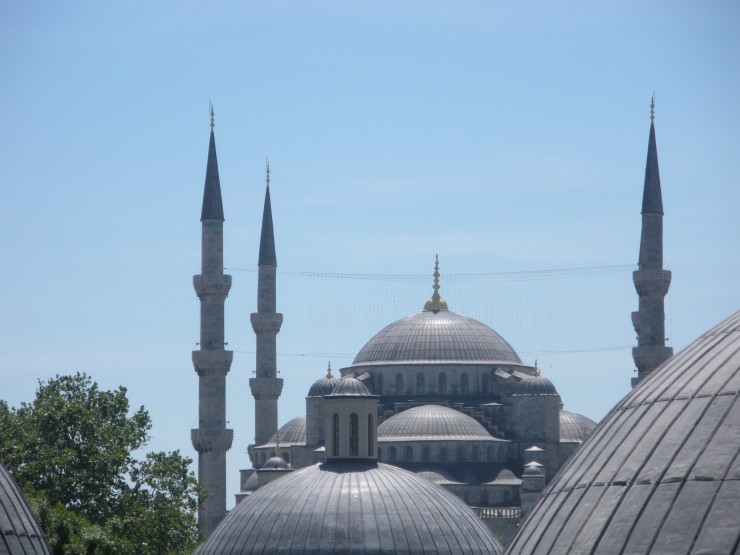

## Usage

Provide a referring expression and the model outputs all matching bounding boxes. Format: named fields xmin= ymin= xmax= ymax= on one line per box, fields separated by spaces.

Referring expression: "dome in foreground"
xmin=378 ymin=404 xmax=503 ymax=442
xmin=559 ymin=410 xmax=597 ymax=443
xmin=1 ymin=461 xmax=51 ymax=554
xmin=197 ymin=460 xmax=503 ymax=554
xmin=262 ymin=414 xmax=306 ymax=447
xmin=507 ymin=310 xmax=740 ymax=555
xmin=352 ymin=310 xmax=522 ymax=366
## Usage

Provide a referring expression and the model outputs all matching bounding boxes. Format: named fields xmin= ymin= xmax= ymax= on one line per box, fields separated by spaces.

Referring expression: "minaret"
xmin=631 ymin=96 xmax=673 ymax=387
xmin=191 ymin=105 xmax=233 ymax=536
xmin=249 ymin=162 xmax=284 ymax=445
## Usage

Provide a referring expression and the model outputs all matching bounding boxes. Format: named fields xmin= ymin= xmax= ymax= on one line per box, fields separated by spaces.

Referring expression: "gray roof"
xmin=261 ymin=457 xmax=292 ymax=471
xmin=242 ymin=472 xmax=258 ymax=492
xmin=307 ymin=375 xmax=340 ymax=397
xmin=327 ymin=377 xmax=373 ymax=397
xmin=258 ymin=184 xmax=277 ymax=265
xmin=486 ymin=469 xmax=522 ymax=486
xmin=0 ymin=462 xmax=51 ymax=554
xmin=642 ymin=121 xmax=664 ymax=214
xmin=415 ymin=469 xmax=463 ymax=485
xmin=196 ymin=460 xmax=503 ymax=554
xmin=559 ymin=410 xmax=597 ymax=443
xmin=377 ymin=405 xmax=502 ymax=442
xmin=507 ymin=310 xmax=740 ymax=555
xmin=261 ymin=415 xmax=306 ymax=448
xmin=201 ymin=130 xmax=224 ymax=221
xmin=513 ymin=375 xmax=558 ymax=396
xmin=351 ymin=311 xmax=522 ymax=366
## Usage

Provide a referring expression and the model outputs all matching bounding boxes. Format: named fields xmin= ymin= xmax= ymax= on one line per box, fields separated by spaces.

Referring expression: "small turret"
xmin=324 ymin=378 xmax=379 ymax=461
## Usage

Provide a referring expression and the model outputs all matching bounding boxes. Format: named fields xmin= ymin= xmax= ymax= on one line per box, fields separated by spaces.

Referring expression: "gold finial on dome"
xmin=423 ymin=254 xmax=449 ymax=313
xmin=326 ymin=362 xmax=333 ymax=379
xmin=534 ymin=359 xmax=540 ymax=376
xmin=274 ymin=430 xmax=281 ymax=454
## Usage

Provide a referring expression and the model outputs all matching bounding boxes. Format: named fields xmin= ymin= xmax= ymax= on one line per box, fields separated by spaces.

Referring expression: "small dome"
xmin=487 ymin=468 xmax=522 ymax=485
xmin=261 ymin=456 xmax=292 ymax=471
xmin=378 ymin=404 xmax=499 ymax=441
xmin=513 ymin=374 xmax=558 ymax=396
xmin=262 ymin=414 xmax=306 ymax=447
xmin=351 ymin=311 xmax=522 ymax=366
xmin=509 ymin=311 xmax=740 ymax=554
xmin=1 ymin=461 xmax=51 ymax=553
xmin=523 ymin=465 xmax=544 ymax=477
xmin=559 ymin=410 xmax=597 ymax=443
xmin=328 ymin=377 xmax=372 ymax=396
xmin=242 ymin=472 xmax=258 ymax=492
xmin=415 ymin=469 xmax=462 ymax=484
xmin=308 ymin=364 xmax=341 ymax=397
xmin=196 ymin=460 xmax=503 ymax=554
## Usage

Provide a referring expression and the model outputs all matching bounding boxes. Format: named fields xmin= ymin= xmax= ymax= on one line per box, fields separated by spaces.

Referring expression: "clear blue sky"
xmin=2 ymin=1 xmax=738 ymax=506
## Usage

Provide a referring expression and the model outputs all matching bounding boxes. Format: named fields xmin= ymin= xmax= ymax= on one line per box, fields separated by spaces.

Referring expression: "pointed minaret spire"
xmin=201 ymin=103 xmax=224 ymax=221
xmin=191 ymin=107 xmax=233 ymax=536
xmin=258 ymin=161 xmax=277 ymax=266
xmin=423 ymin=254 xmax=449 ymax=313
xmin=631 ymin=96 xmax=673 ymax=387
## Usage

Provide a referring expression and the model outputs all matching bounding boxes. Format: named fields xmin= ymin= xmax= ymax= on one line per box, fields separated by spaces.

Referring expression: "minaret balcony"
xmin=192 ymin=350 xmax=233 ymax=376
xmin=250 ymin=312 xmax=284 ymax=334
xmin=193 ymin=274 xmax=232 ymax=299
xmin=632 ymin=270 xmax=671 ymax=296
xmin=249 ymin=377 xmax=284 ymax=400
xmin=191 ymin=428 xmax=234 ymax=453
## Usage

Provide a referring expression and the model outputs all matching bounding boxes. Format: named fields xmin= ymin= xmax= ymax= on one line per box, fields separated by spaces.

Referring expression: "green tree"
xmin=0 ymin=373 xmax=202 ymax=554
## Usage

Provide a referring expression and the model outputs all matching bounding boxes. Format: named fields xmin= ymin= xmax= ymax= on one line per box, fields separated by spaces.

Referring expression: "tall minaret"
xmin=631 ymin=96 xmax=673 ymax=387
xmin=191 ymin=105 xmax=233 ymax=535
xmin=249 ymin=162 xmax=283 ymax=445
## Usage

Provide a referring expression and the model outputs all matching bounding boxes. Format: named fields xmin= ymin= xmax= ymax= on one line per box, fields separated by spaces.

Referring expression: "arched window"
xmin=487 ymin=446 xmax=493 ymax=461
xmin=439 ymin=447 xmax=448 ymax=462
xmin=378 ymin=447 xmax=382 ymax=459
xmin=396 ymin=373 xmax=404 ymax=394
xmin=460 ymin=372 xmax=469 ymax=394
xmin=350 ymin=413 xmax=359 ymax=456
xmin=439 ymin=372 xmax=447 ymax=394
xmin=482 ymin=373 xmax=490 ymax=393
xmin=389 ymin=446 xmax=397 ymax=460
xmin=283 ymin=452 xmax=290 ymax=464
xmin=504 ymin=490 xmax=511 ymax=504
xmin=368 ymin=413 xmax=374 ymax=456
xmin=404 ymin=446 xmax=413 ymax=461
xmin=416 ymin=372 xmax=425 ymax=394
xmin=332 ymin=413 xmax=339 ymax=456
xmin=472 ymin=446 xmax=479 ymax=461
xmin=498 ymin=446 xmax=505 ymax=460
xmin=456 ymin=446 xmax=464 ymax=461
xmin=481 ymin=490 xmax=489 ymax=506
xmin=422 ymin=447 xmax=430 ymax=462
xmin=376 ymin=374 xmax=383 ymax=395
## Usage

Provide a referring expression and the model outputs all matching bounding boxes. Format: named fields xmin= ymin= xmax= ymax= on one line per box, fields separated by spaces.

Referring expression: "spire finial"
xmin=209 ymin=101 xmax=215 ymax=130
xmin=534 ymin=359 xmax=540 ymax=376
xmin=274 ymin=430 xmax=280 ymax=454
xmin=423 ymin=254 xmax=449 ymax=313
xmin=326 ymin=362 xmax=333 ymax=379
xmin=265 ymin=158 xmax=270 ymax=187
xmin=650 ymin=92 xmax=655 ymax=123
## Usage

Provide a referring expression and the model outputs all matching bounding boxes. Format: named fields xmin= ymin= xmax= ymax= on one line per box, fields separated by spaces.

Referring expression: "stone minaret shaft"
xmin=249 ymin=168 xmax=283 ymax=445
xmin=632 ymin=100 xmax=673 ymax=387
xmin=191 ymin=115 xmax=233 ymax=536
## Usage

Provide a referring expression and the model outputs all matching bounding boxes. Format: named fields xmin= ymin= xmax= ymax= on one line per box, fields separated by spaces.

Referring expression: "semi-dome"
xmin=1 ymin=461 xmax=51 ymax=554
xmin=262 ymin=414 xmax=306 ymax=447
xmin=242 ymin=472 xmax=258 ymax=492
xmin=352 ymin=311 xmax=522 ymax=366
xmin=415 ymin=468 xmax=462 ymax=484
xmin=378 ymin=404 xmax=501 ymax=442
xmin=507 ymin=310 xmax=740 ymax=555
xmin=487 ymin=468 xmax=522 ymax=485
xmin=512 ymin=374 xmax=558 ymax=396
xmin=307 ymin=364 xmax=341 ymax=397
xmin=197 ymin=460 xmax=503 ymax=554
xmin=559 ymin=410 xmax=597 ymax=443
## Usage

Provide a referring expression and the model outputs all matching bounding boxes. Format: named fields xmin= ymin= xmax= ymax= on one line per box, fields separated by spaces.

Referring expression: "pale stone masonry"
xmin=249 ymin=171 xmax=284 ymax=445
xmin=191 ymin=117 xmax=233 ymax=537
xmin=632 ymin=99 xmax=673 ymax=387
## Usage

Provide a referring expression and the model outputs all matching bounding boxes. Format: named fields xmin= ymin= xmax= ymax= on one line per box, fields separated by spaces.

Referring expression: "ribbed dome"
xmin=1 ymin=461 xmax=51 ymax=554
xmin=487 ymin=469 xmax=522 ymax=485
xmin=507 ymin=311 xmax=740 ymax=555
xmin=328 ymin=377 xmax=373 ymax=396
xmin=559 ymin=410 xmax=596 ymax=443
xmin=307 ymin=375 xmax=340 ymax=397
xmin=261 ymin=457 xmax=292 ymax=471
xmin=352 ymin=311 xmax=522 ymax=366
xmin=197 ymin=460 xmax=503 ymax=554
xmin=263 ymin=415 xmax=306 ymax=447
xmin=513 ymin=374 xmax=558 ymax=396
xmin=378 ymin=405 xmax=499 ymax=442
xmin=415 ymin=469 xmax=462 ymax=484
xmin=242 ymin=472 xmax=258 ymax=492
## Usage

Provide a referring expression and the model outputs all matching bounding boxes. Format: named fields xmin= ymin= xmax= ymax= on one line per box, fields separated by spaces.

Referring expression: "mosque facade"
xmin=192 ymin=102 xmax=672 ymax=547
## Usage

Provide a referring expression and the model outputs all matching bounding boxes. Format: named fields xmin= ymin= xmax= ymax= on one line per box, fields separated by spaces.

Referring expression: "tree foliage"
xmin=0 ymin=373 xmax=202 ymax=554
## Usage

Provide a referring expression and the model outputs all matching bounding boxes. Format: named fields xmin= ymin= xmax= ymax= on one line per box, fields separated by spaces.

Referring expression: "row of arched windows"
xmin=380 ymin=444 xmax=506 ymax=462
xmin=331 ymin=412 xmax=374 ymax=457
xmin=378 ymin=371 xmax=492 ymax=395
xmin=255 ymin=450 xmax=291 ymax=466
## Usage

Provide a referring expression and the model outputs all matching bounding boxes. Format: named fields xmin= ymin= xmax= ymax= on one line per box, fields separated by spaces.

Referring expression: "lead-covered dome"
xmin=508 ymin=310 xmax=740 ymax=555
xmin=307 ymin=364 xmax=341 ymax=397
xmin=197 ymin=460 xmax=503 ymax=554
xmin=1 ymin=461 xmax=51 ymax=554
xmin=513 ymin=374 xmax=558 ymax=396
xmin=378 ymin=404 xmax=500 ymax=441
xmin=352 ymin=311 xmax=522 ymax=366
xmin=559 ymin=410 xmax=596 ymax=443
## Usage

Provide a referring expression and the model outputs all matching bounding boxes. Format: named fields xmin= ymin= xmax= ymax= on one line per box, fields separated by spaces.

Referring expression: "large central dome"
xmin=352 ymin=310 xmax=522 ymax=366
